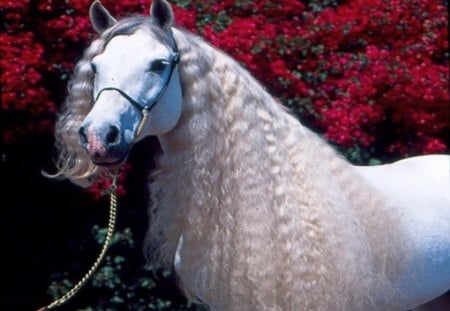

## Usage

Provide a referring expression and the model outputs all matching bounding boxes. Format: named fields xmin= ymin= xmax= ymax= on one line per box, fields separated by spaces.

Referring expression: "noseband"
xmin=93 ymin=40 xmax=180 ymax=138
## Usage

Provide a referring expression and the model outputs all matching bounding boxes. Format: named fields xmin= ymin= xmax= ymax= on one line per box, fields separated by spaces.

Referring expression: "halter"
xmin=93 ymin=41 xmax=180 ymax=138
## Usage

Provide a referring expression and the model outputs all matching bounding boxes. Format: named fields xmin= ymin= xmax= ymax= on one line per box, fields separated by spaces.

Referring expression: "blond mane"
xmin=144 ymin=29 xmax=410 ymax=310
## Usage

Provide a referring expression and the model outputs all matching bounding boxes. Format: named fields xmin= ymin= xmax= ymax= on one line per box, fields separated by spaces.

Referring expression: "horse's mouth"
xmin=92 ymin=153 xmax=128 ymax=167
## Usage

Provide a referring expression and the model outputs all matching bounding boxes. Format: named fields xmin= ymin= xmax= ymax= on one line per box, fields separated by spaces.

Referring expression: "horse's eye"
xmin=90 ymin=62 xmax=97 ymax=74
xmin=147 ymin=60 xmax=169 ymax=74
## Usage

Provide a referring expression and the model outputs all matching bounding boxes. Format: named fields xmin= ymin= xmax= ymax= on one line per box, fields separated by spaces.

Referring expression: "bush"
xmin=199 ymin=0 xmax=449 ymax=161
xmin=2 ymin=0 xmax=448 ymax=159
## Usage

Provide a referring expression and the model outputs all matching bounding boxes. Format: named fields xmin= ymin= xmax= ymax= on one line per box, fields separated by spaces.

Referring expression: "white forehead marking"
xmin=92 ymin=28 xmax=173 ymax=100
xmin=95 ymin=29 xmax=171 ymax=65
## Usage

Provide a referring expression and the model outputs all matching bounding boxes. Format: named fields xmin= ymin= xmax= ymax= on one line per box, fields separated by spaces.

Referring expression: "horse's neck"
xmin=157 ymin=28 xmax=348 ymax=196
xmin=151 ymin=30 xmax=414 ymax=308
xmin=160 ymin=30 xmax=286 ymax=155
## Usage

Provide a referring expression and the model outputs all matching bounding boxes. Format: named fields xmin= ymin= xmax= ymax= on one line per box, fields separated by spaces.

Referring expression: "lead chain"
xmin=37 ymin=175 xmax=118 ymax=311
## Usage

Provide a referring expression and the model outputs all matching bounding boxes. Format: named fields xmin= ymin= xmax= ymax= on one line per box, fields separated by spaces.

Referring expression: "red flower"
xmin=2 ymin=0 xmax=448 ymax=161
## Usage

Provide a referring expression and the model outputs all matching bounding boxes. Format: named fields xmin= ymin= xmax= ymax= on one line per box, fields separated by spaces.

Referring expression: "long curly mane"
xmin=144 ymin=28 xmax=411 ymax=310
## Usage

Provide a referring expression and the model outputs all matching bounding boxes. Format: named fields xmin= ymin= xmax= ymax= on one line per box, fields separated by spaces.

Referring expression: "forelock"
xmin=99 ymin=16 xmax=174 ymax=51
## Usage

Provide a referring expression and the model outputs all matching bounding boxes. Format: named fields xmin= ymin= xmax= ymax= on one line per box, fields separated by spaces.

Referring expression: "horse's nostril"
xmin=78 ymin=126 xmax=88 ymax=148
xmin=105 ymin=125 xmax=120 ymax=146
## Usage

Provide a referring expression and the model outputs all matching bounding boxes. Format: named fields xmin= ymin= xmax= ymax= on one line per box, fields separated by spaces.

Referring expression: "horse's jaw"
xmin=137 ymin=68 xmax=183 ymax=138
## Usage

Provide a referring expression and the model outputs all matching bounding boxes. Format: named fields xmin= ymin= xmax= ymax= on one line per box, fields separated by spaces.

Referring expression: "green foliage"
xmin=307 ymin=0 xmax=339 ymax=12
xmin=47 ymin=227 xmax=207 ymax=310
xmin=171 ymin=0 xmax=192 ymax=9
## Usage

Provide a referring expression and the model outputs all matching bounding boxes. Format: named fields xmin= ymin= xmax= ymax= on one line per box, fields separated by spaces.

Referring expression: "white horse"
xmin=53 ymin=0 xmax=450 ymax=310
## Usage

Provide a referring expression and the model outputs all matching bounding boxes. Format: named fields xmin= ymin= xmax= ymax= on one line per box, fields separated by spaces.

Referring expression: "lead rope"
xmin=37 ymin=174 xmax=118 ymax=311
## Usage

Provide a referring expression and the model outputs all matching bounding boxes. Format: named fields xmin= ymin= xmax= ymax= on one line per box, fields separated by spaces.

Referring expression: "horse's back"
xmin=354 ymin=154 xmax=450 ymax=309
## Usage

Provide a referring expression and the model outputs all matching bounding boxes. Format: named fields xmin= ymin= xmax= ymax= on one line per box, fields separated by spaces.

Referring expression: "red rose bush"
xmin=1 ymin=0 xmax=448 ymax=186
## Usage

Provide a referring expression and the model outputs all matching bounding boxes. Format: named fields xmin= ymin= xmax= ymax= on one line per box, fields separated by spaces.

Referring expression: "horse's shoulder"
xmin=354 ymin=155 xmax=450 ymax=309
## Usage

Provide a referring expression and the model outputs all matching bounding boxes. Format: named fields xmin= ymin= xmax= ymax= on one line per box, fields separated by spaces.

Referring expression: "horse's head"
xmin=79 ymin=0 xmax=182 ymax=166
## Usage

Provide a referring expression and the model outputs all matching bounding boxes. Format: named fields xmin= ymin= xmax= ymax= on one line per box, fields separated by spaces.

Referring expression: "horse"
xmin=51 ymin=0 xmax=450 ymax=310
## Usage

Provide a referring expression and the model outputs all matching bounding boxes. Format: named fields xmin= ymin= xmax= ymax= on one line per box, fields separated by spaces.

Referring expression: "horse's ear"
xmin=150 ymin=0 xmax=174 ymax=30
xmin=89 ymin=0 xmax=117 ymax=33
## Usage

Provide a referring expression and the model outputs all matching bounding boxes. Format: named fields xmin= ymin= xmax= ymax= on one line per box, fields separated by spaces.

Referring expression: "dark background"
xmin=2 ymin=134 xmax=194 ymax=310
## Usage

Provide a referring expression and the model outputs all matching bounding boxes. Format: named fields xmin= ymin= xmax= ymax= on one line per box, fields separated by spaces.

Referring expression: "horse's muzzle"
xmin=78 ymin=123 xmax=129 ymax=166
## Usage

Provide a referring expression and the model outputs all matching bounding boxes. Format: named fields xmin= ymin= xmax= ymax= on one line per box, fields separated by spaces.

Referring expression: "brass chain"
xmin=37 ymin=175 xmax=118 ymax=311
xmin=135 ymin=109 xmax=149 ymax=138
